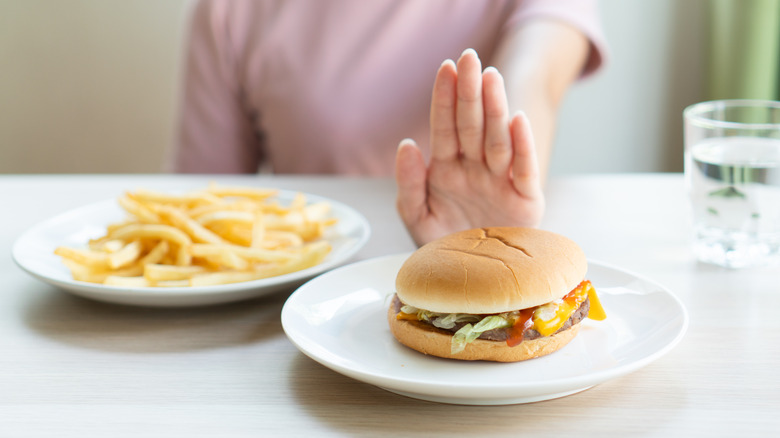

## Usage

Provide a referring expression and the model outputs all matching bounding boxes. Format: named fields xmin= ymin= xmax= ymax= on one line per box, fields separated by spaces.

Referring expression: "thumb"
xmin=394 ymin=138 xmax=428 ymax=225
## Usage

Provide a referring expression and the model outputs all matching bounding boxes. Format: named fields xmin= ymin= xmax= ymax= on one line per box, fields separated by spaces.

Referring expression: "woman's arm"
xmin=491 ymin=18 xmax=590 ymax=181
xmin=167 ymin=0 xmax=261 ymax=174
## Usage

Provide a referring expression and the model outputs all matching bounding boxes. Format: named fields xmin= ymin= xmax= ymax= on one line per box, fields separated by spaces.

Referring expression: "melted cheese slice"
xmin=532 ymin=280 xmax=605 ymax=336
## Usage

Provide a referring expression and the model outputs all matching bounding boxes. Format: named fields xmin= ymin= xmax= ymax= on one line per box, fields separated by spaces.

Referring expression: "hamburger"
xmin=388 ymin=227 xmax=606 ymax=362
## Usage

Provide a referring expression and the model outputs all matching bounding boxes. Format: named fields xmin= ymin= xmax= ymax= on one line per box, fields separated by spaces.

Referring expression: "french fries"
xmin=54 ymin=183 xmax=337 ymax=287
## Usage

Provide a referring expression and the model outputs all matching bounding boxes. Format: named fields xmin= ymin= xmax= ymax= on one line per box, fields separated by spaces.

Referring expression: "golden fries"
xmin=107 ymin=240 xmax=143 ymax=269
xmin=54 ymin=183 xmax=336 ymax=287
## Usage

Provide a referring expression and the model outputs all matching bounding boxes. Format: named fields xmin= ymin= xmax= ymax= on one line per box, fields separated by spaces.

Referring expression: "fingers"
xmin=430 ymin=59 xmax=459 ymax=161
xmin=482 ymin=66 xmax=512 ymax=176
xmin=429 ymin=49 xmax=517 ymax=181
xmin=455 ymin=49 xmax=484 ymax=162
xmin=510 ymin=112 xmax=543 ymax=198
xmin=394 ymin=138 xmax=429 ymax=225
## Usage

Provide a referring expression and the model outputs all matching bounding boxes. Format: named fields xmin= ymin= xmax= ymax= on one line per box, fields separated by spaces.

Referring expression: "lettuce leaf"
xmin=450 ymin=315 xmax=511 ymax=354
xmin=431 ymin=312 xmax=481 ymax=329
xmin=400 ymin=305 xmax=480 ymax=328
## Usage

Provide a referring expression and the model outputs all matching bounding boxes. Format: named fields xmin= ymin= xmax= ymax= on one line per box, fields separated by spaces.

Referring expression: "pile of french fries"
xmin=54 ymin=183 xmax=336 ymax=287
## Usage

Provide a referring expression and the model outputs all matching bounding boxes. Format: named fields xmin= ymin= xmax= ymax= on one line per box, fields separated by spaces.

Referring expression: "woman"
xmin=169 ymin=0 xmax=606 ymax=245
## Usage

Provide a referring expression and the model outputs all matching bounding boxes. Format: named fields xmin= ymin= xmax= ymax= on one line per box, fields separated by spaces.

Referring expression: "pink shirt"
xmin=169 ymin=0 xmax=606 ymax=176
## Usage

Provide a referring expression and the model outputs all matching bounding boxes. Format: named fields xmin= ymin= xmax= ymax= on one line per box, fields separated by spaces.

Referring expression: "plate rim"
xmin=11 ymin=190 xmax=371 ymax=305
xmin=282 ymin=253 xmax=689 ymax=402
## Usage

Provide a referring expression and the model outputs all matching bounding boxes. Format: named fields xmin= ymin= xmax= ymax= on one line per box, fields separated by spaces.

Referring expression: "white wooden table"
xmin=1 ymin=174 xmax=778 ymax=436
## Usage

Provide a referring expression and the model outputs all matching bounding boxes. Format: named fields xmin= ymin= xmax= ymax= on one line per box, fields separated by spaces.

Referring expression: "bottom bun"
xmin=387 ymin=306 xmax=580 ymax=362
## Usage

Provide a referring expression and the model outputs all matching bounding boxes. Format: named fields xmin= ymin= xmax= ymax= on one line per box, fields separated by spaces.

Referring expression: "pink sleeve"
xmin=508 ymin=0 xmax=608 ymax=78
xmin=167 ymin=0 xmax=261 ymax=174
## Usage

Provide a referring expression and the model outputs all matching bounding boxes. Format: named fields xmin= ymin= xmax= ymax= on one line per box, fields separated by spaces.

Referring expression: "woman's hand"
xmin=395 ymin=49 xmax=545 ymax=246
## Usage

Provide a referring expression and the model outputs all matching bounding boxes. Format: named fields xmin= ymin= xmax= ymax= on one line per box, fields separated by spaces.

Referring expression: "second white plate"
xmin=282 ymin=253 xmax=688 ymax=405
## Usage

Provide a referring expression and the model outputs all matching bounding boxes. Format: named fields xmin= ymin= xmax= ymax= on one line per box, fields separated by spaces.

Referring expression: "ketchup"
xmin=506 ymin=308 xmax=534 ymax=347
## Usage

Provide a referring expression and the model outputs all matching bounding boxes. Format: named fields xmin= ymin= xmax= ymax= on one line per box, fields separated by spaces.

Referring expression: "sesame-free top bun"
xmin=395 ymin=227 xmax=587 ymax=314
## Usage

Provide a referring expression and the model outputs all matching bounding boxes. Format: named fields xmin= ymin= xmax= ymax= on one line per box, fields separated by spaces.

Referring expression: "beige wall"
xmin=0 ymin=0 xmax=191 ymax=174
xmin=551 ymin=0 xmax=705 ymax=175
xmin=0 ymin=0 xmax=705 ymax=175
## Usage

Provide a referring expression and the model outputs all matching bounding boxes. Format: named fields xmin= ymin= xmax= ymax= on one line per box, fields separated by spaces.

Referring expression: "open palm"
xmin=395 ymin=49 xmax=545 ymax=246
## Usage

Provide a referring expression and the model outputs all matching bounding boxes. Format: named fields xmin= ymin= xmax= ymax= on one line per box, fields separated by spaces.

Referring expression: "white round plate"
xmin=12 ymin=191 xmax=370 ymax=307
xmin=282 ymin=253 xmax=688 ymax=405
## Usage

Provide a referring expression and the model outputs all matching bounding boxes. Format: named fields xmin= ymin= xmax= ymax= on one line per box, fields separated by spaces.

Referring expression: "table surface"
xmin=1 ymin=173 xmax=778 ymax=437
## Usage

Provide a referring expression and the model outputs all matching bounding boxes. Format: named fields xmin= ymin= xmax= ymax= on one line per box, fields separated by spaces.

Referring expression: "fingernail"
xmin=398 ymin=138 xmax=416 ymax=148
xmin=483 ymin=66 xmax=499 ymax=74
xmin=460 ymin=48 xmax=477 ymax=58
xmin=512 ymin=110 xmax=529 ymax=122
xmin=440 ymin=59 xmax=456 ymax=69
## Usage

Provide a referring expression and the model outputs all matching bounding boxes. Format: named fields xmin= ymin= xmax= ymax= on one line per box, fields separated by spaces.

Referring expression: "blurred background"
xmin=0 ymin=0 xmax=775 ymax=175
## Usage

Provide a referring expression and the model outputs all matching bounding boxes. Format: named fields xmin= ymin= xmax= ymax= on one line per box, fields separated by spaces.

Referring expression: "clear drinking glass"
xmin=684 ymin=99 xmax=780 ymax=268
